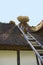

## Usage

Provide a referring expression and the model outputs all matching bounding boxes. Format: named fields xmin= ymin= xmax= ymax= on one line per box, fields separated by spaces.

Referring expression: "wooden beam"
xmin=17 ymin=51 xmax=20 ymax=65
xmin=35 ymin=54 xmax=39 ymax=65
xmin=0 ymin=45 xmax=32 ymax=50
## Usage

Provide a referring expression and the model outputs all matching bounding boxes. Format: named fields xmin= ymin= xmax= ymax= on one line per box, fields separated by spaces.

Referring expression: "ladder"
xmin=18 ymin=25 xmax=43 ymax=65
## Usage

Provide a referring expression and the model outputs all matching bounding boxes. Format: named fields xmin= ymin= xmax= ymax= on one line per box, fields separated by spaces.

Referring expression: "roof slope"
xmin=0 ymin=23 xmax=28 ymax=46
xmin=0 ymin=21 xmax=43 ymax=49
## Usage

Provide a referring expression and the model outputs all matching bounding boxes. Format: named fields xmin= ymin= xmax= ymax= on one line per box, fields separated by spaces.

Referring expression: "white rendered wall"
xmin=0 ymin=51 xmax=37 ymax=65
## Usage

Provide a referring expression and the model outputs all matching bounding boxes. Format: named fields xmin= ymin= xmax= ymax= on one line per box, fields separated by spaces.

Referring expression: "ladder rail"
xmin=18 ymin=25 xmax=43 ymax=63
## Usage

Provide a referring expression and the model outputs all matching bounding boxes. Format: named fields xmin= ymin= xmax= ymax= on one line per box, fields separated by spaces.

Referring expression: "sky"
xmin=0 ymin=0 xmax=43 ymax=26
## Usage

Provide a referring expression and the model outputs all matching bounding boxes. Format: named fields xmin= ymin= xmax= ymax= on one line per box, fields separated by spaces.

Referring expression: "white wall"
xmin=0 ymin=51 xmax=17 ymax=65
xmin=0 ymin=51 xmax=37 ymax=65
xmin=20 ymin=51 xmax=37 ymax=65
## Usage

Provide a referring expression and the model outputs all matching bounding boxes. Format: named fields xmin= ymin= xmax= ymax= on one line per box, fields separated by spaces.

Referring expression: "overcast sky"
xmin=0 ymin=0 xmax=43 ymax=26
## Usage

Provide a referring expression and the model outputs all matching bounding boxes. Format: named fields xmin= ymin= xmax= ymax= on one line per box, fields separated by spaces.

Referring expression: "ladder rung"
xmin=38 ymin=52 xmax=43 ymax=54
xmin=35 ymin=48 xmax=42 ymax=50
xmin=28 ymin=37 xmax=34 ymax=39
xmin=26 ymin=33 xmax=31 ymax=36
xmin=26 ymin=35 xmax=32 ymax=38
xmin=33 ymin=45 xmax=41 ymax=48
xmin=30 ymin=41 xmax=38 ymax=45
xmin=39 ymin=52 xmax=43 ymax=55
xmin=28 ymin=38 xmax=35 ymax=41
xmin=37 ymin=50 xmax=43 ymax=52
xmin=34 ymin=46 xmax=42 ymax=50
xmin=28 ymin=37 xmax=33 ymax=39
xmin=36 ymin=50 xmax=43 ymax=58
xmin=33 ymin=44 xmax=40 ymax=46
xmin=41 ymin=56 xmax=43 ymax=59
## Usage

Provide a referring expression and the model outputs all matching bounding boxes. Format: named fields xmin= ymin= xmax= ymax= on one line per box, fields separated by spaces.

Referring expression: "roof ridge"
xmin=27 ymin=21 xmax=43 ymax=32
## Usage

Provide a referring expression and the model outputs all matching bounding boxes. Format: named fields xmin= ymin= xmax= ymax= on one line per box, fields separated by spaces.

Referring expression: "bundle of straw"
xmin=17 ymin=16 xmax=29 ymax=23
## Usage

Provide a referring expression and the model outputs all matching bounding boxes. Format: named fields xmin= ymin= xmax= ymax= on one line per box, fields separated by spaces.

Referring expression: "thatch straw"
xmin=17 ymin=16 xmax=29 ymax=23
xmin=30 ymin=20 xmax=43 ymax=32
xmin=9 ymin=20 xmax=15 ymax=25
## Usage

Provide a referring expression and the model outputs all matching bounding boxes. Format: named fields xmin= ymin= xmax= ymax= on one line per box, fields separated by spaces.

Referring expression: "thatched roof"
xmin=28 ymin=20 xmax=43 ymax=32
xmin=0 ymin=22 xmax=30 ymax=50
xmin=0 ymin=20 xmax=43 ymax=50
xmin=0 ymin=22 xmax=28 ymax=45
xmin=17 ymin=16 xmax=29 ymax=23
